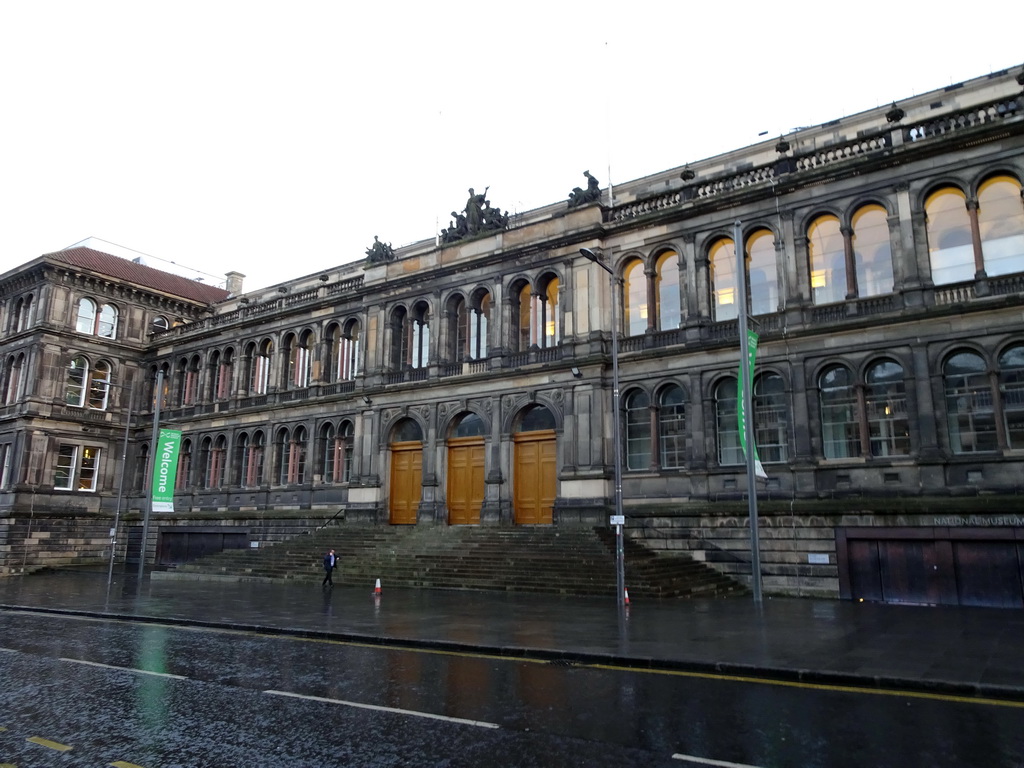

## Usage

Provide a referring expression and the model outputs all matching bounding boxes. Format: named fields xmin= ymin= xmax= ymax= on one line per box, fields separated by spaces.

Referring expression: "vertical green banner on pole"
xmin=150 ymin=428 xmax=181 ymax=512
xmin=737 ymin=329 xmax=768 ymax=480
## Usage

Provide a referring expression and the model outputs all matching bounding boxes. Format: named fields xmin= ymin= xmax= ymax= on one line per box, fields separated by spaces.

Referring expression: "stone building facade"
xmin=2 ymin=66 xmax=1023 ymax=606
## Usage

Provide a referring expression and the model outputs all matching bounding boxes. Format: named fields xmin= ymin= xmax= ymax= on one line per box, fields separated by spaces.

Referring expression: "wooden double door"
xmin=447 ymin=436 xmax=485 ymax=525
xmin=512 ymin=430 xmax=556 ymax=525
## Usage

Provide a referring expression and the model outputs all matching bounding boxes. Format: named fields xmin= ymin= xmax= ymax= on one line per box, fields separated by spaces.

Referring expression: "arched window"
xmin=977 ymin=175 xmax=1024 ymax=278
xmin=754 ymin=373 xmax=789 ymax=463
xmin=198 ymin=437 xmax=212 ymax=488
xmin=75 ymin=298 xmax=97 ymax=335
xmin=710 ymin=238 xmax=737 ymax=322
xmin=944 ymin=351 xmax=997 ymax=453
xmin=998 ymin=344 xmax=1024 ymax=449
xmin=865 ymin=360 xmax=909 ymax=457
xmin=715 ymin=378 xmax=741 ymax=466
xmin=927 ymin=187 xmax=974 ymax=285
xmin=747 ymin=229 xmax=778 ymax=316
xmin=151 ymin=362 xmax=171 ymax=410
xmin=452 ymin=412 xmax=486 ymax=438
xmin=658 ymin=384 xmax=686 ymax=469
xmin=819 ymin=365 xmax=857 ymax=459
xmin=338 ymin=422 xmax=355 ymax=482
xmin=450 ymin=295 xmax=470 ymax=361
xmin=246 ymin=340 xmax=272 ymax=394
xmin=151 ymin=315 xmax=169 ymax=333
xmin=469 ymin=291 xmax=490 ymax=360
xmin=319 ymin=422 xmax=353 ymax=484
xmin=624 ymin=390 xmax=651 ymax=471
xmin=515 ymin=283 xmax=533 ymax=352
xmin=623 ymin=259 xmax=647 ymax=337
xmin=411 ymin=303 xmax=431 ymax=368
xmin=177 ymin=438 xmax=193 ymax=490
xmin=206 ymin=435 xmax=226 ymax=488
xmin=88 ymin=360 xmax=110 ymax=410
xmin=852 ymin=205 xmax=894 ymax=297
xmin=75 ymin=298 xmax=117 ymax=338
xmin=134 ymin=443 xmax=150 ymax=492
xmin=655 ymin=250 xmax=681 ymax=331
xmin=14 ymin=295 xmax=33 ymax=332
xmin=327 ymin=323 xmax=360 ymax=382
xmin=286 ymin=331 xmax=313 ymax=389
xmin=808 ymin=215 xmax=845 ymax=305
xmin=276 ymin=426 xmax=307 ymax=485
xmin=66 ymin=357 xmax=89 ymax=407
xmin=541 ymin=276 xmax=560 ymax=348
xmin=3 ymin=353 xmax=27 ymax=404
xmin=238 ymin=430 xmax=265 ymax=487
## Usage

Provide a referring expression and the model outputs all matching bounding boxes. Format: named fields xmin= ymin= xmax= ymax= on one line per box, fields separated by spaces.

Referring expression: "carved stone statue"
xmin=568 ymin=170 xmax=602 ymax=208
xmin=365 ymin=235 xmax=395 ymax=263
xmin=439 ymin=186 xmax=511 ymax=244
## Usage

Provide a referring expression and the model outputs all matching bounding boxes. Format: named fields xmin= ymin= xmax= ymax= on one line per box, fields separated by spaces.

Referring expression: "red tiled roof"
xmin=44 ymin=247 xmax=231 ymax=305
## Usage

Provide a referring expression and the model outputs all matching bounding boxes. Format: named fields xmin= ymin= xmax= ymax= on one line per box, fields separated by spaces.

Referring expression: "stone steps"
xmin=168 ymin=525 xmax=748 ymax=599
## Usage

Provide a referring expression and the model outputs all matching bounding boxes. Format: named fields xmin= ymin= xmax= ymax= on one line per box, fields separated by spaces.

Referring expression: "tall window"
xmin=201 ymin=436 xmax=226 ymax=488
xmin=0 ymin=442 xmax=13 ymax=489
xmin=3 ymin=353 xmax=26 ymax=404
xmin=819 ymin=366 xmax=858 ymax=459
xmin=754 ymin=373 xmax=789 ymax=463
xmin=451 ymin=295 xmax=470 ymax=361
xmin=66 ymin=357 xmax=88 ymax=408
xmin=514 ymin=283 xmax=532 ymax=351
xmin=13 ymin=295 xmax=33 ymax=332
xmin=623 ymin=259 xmax=647 ymax=337
xmin=286 ymin=332 xmax=313 ymax=389
xmin=927 ymin=187 xmax=976 ymax=285
xmin=944 ymin=350 xmax=997 ymax=453
xmin=210 ymin=349 xmax=234 ymax=401
xmin=655 ymin=250 xmax=681 ymax=331
xmin=540 ymin=276 xmax=560 ymax=348
xmin=177 ymin=355 xmax=201 ymax=406
xmin=852 ymin=205 xmax=895 ymax=297
xmin=808 ymin=215 xmax=845 ymax=305
xmin=658 ymin=384 xmax=686 ymax=469
xmin=999 ymin=344 xmax=1024 ymax=449
xmin=747 ymin=229 xmax=778 ymax=316
xmin=624 ymin=390 xmax=651 ymax=471
xmin=710 ymin=238 xmax=737 ymax=321
xmin=54 ymin=444 xmax=100 ymax=491
xmin=715 ymin=378 xmax=742 ymax=465
xmin=327 ymin=321 xmax=361 ymax=381
xmin=246 ymin=340 xmax=272 ymax=394
xmin=237 ymin=431 xmax=265 ymax=487
xmin=276 ymin=427 xmax=307 ymax=485
xmin=977 ymin=175 xmax=1024 ymax=278
xmin=469 ymin=292 xmax=490 ymax=360
xmin=865 ymin=360 xmax=910 ymax=458
xmin=321 ymin=421 xmax=355 ymax=483
xmin=177 ymin=439 xmax=193 ymax=490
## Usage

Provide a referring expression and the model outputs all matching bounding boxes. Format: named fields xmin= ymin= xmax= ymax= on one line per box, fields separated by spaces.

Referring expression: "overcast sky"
xmin=2 ymin=2 xmax=1019 ymax=292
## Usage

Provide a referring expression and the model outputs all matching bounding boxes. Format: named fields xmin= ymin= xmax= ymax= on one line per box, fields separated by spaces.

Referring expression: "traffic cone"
xmin=373 ymin=578 xmax=382 ymax=595
xmin=624 ymin=588 xmax=630 ymax=606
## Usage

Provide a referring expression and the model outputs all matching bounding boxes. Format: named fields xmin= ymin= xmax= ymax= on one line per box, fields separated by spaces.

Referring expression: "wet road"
xmin=2 ymin=611 xmax=1022 ymax=767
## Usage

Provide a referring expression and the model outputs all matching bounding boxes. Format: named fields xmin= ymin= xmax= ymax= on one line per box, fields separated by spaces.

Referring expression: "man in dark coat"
xmin=322 ymin=549 xmax=337 ymax=587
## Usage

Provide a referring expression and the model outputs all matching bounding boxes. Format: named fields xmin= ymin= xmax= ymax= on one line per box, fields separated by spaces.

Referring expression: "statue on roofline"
xmin=439 ymin=186 xmax=511 ymax=244
xmin=568 ymin=170 xmax=602 ymax=208
xmin=365 ymin=235 xmax=395 ymax=263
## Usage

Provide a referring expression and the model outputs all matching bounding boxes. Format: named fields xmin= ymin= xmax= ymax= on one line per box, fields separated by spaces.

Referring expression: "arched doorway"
xmin=447 ymin=412 xmax=486 ymax=525
xmin=389 ymin=418 xmax=423 ymax=524
xmin=512 ymin=405 xmax=556 ymax=525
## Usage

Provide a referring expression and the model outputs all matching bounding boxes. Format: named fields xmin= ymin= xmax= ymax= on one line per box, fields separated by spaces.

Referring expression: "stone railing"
xmin=795 ymin=134 xmax=890 ymax=172
xmin=904 ymin=95 xmax=1021 ymax=143
xmin=935 ymin=283 xmax=975 ymax=306
xmin=606 ymin=190 xmax=683 ymax=223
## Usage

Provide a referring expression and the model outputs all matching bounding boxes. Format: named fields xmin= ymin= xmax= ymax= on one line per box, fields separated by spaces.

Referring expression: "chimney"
xmin=225 ymin=271 xmax=245 ymax=296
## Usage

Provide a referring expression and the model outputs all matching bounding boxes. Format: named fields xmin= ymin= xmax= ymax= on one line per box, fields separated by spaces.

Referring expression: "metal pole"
xmin=138 ymin=369 xmax=162 ymax=580
xmin=735 ymin=221 xmax=763 ymax=603
xmin=107 ymin=383 xmax=133 ymax=586
xmin=580 ymin=247 xmax=626 ymax=607
xmin=610 ymin=270 xmax=626 ymax=608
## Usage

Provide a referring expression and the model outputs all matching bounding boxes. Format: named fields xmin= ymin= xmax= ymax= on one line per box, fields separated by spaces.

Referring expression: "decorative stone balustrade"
xmin=904 ymin=96 xmax=1021 ymax=143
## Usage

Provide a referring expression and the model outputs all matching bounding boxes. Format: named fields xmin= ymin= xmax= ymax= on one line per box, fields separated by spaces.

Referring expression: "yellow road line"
xmin=110 ymin=761 xmax=147 ymax=768
xmin=588 ymin=663 xmax=1024 ymax=709
xmin=27 ymin=735 xmax=73 ymax=751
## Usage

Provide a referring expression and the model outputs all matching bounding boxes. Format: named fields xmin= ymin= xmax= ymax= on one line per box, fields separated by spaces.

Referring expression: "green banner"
xmin=151 ymin=428 xmax=182 ymax=512
xmin=737 ymin=330 xmax=768 ymax=480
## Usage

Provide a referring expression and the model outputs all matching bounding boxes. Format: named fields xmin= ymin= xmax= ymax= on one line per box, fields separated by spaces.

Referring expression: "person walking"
xmin=322 ymin=549 xmax=337 ymax=587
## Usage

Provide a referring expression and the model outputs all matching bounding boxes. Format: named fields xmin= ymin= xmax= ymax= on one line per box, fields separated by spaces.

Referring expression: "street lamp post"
xmin=107 ymin=382 xmax=134 ymax=586
xmin=580 ymin=247 xmax=626 ymax=607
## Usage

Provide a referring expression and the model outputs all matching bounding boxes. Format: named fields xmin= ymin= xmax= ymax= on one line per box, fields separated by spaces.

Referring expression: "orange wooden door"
xmin=512 ymin=430 xmax=556 ymax=525
xmin=447 ymin=437 xmax=485 ymax=525
xmin=389 ymin=441 xmax=422 ymax=524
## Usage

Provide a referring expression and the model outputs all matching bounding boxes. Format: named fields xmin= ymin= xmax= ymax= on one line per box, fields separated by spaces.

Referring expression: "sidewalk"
xmin=2 ymin=569 xmax=1023 ymax=702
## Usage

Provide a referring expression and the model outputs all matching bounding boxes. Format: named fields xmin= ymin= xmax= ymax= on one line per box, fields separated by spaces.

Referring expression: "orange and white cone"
xmin=624 ymin=588 xmax=630 ymax=606
xmin=373 ymin=578 xmax=382 ymax=595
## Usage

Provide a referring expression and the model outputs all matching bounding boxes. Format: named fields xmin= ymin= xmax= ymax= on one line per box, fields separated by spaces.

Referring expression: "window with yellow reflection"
xmin=977 ymin=175 xmax=1024 ymax=278
xmin=710 ymin=238 xmax=737 ymax=321
xmin=623 ymin=259 xmax=646 ymax=337
xmin=926 ymin=187 xmax=974 ymax=285
xmin=852 ymin=205 xmax=894 ymax=297
xmin=808 ymin=215 xmax=845 ymax=305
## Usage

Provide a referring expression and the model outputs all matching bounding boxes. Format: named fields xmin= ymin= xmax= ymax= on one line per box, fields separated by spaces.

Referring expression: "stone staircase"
xmin=164 ymin=525 xmax=748 ymax=599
